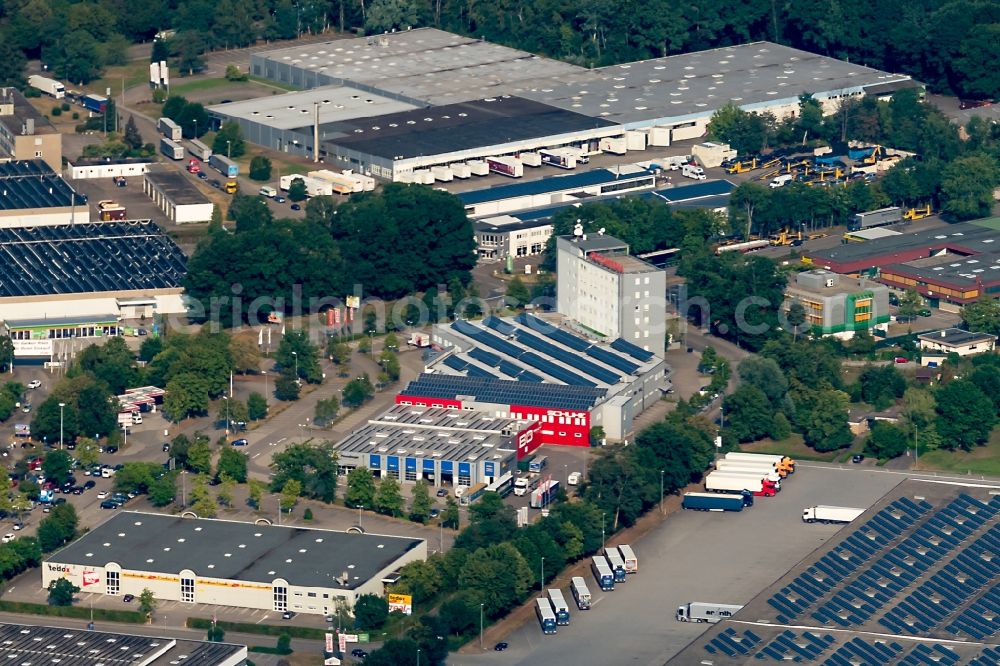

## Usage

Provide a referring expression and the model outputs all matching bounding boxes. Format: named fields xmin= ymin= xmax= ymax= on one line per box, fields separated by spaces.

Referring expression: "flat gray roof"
xmin=208 ymin=85 xmax=417 ymax=130
xmin=332 ymin=405 xmax=522 ymax=460
xmin=521 ymin=42 xmax=912 ymax=125
xmin=50 ymin=512 xmax=423 ymax=590
xmin=144 ymin=170 xmax=211 ymax=205
xmin=807 ymin=222 xmax=1000 ymax=267
xmin=0 ymin=623 xmax=245 ymax=666
xmin=886 ymin=250 xmax=1000 ymax=287
xmin=253 ymin=28 xmax=584 ymax=105
xmin=918 ymin=328 xmax=997 ymax=347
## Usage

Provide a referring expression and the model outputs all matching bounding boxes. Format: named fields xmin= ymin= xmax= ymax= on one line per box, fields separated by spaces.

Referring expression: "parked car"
xmin=197 ymin=171 xmax=208 ymax=180
xmin=12 ymin=523 xmax=23 ymax=530
xmin=231 ymin=438 xmax=248 ymax=447
xmin=436 ymin=488 xmax=448 ymax=497
xmin=894 ymin=357 xmax=909 ymax=364
xmin=100 ymin=500 xmax=119 ymax=509
xmin=1 ymin=534 xmax=13 ymax=543
xmin=282 ymin=611 xmax=296 ymax=620
xmin=83 ymin=480 xmax=95 ymax=490
xmin=852 ymin=454 xmax=865 ymax=464
xmin=26 ymin=380 xmax=41 ymax=389
xmin=917 ymin=308 xmax=932 ymax=317
xmin=494 ymin=642 xmax=509 ymax=651
xmin=274 ymin=196 xmax=286 ymax=203
xmin=122 ymin=594 xmax=135 ymax=602
xmin=97 ymin=491 xmax=109 ymax=499
xmin=290 ymin=203 xmax=301 ymax=211
xmin=351 ymin=648 xmax=368 ymax=659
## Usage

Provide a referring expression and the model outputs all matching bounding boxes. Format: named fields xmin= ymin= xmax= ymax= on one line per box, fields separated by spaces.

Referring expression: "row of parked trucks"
xmin=682 ymin=452 xmax=795 ymax=510
xmin=537 ymin=545 xmax=637 ymax=635
xmin=277 ymin=170 xmax=376 ymax=197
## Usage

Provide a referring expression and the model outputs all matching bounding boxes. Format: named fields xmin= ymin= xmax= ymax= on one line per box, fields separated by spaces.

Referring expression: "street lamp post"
xmin=358 ymin=504 xmax=363 ymax=529
xmin=58 ymin=402 xmax=66 ymax=450
xmin=601 ymin=512 xmax=606 ymax=549
xmin=660 ymin=470 xmax=665 ymax=516
xmin=223 ymin=396 xmax=229 ymax=435
xmin=262 ymin=371 xmax=268 ymax=405
xmin=416 ymin=648 xmax=421 ymax=666
xmin=479 ymin=603 xmax=484 ymax=650
xmin=292 ymin=351 xmax=298 ymax=382
xmin=226 ymin=140 xmax=231 ymax=159
xmin=540 ymin=556 xmax=545 ymax=592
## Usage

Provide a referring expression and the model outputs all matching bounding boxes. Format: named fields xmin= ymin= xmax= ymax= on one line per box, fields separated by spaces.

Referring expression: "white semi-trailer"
xmin=705 ymin=471 xmax=776 ymax=497
xmin=28 ymin=75 xmax=65 ymax=98
xmin=715 ymin=461 xmax=783 ymax=483
xmin=676 ymin=602 xmax=743 ymax=623
xmin=802 ymin=506 xmax=866 ymax=524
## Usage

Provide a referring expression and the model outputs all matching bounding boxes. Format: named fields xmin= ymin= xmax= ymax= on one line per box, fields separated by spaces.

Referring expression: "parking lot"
xmin=453 ymin=464 xmax=908 ymax=666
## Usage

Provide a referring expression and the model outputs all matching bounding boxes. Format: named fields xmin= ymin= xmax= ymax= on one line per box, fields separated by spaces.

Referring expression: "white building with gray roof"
xmin=43 ymin=512 xmax=426 ymax=615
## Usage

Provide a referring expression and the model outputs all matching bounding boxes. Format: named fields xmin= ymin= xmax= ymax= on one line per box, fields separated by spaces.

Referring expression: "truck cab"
xmin=225 ymin=181 xmax=238 ymax=194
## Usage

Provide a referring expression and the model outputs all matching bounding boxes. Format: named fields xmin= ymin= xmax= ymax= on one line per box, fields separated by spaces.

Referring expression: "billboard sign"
xmin=387 ymin=593 xmax=412 ymax=615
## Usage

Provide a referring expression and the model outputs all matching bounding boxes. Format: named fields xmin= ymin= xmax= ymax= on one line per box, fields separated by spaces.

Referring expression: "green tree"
xmin=962 ymin=296 xmax=1000 ymax=336
xmin=345 ymin=467 xmax=377 ymax=509
xmin=729 ymin=181 xmax=770 ymax=239
xmin=858 ymin=365 xmax=907 ymax=410
xmin=211 ymin=120 xmax=245 ymax=158
xmin=176 ymin=101 xmax=208 ymax=139
xmin=458 ymin=542 xmax=533 ymax=618
xmin=47 ymin=578 xmax=79 ymax=606
xmin=375 ymin=476 xmax=404 ymax=517
xmin=935 ymin=379 xmax=996 ymax=451
xmin=248 ymin=478 xmax=265 ymax=508
xmin=737 ymin=356 xmax=788 ymax=404
xmin=354 ymin=593 xmax=390 ymax=629
xmin=0 ymin=37 xmax=26 ymax=88
xmin=396 ymin=558 xmax=441 ymax=604
xmin=787 ymin=301 xmax=807 ymax=340
xmin=124 ymin=115 xmax=142 ymax=150
xmin=185 ymin=438 xmax=212 ymax=475
xmin=328 ymin=341 xmax=351 ymax=365
xmin=439 ymin=593 xmax=479 ymax=637
xmin=897 ymin=288 xmax=923 ymax=319
xmin=343 ymin=374 xmax=375 ymax=407
xmin=206 ymin=625 xmax=225 ymax=642
xmin=216 ymin=446 xmax=248 ymax=483
xmin=148 ymin=473 xmax=176 ymax=507
xmin=42 ymin=450 xmax=73 ymax=485
xmin=364 ymin=0 xmax=419 ymax=33
xmin=706 ymin=103 xmax=771 ymax=155
xmin=442 ymin=495 xmax=460 ymax=529
xmin=217 ymin=476 xmax=235 ymax=507
xmin=247 ymin=392 xmax=268 ymax=420
xmin=174 ymin=32 xmax=206 ymax=75
xmin=138 ymin=588 xmax=157 ymax=617
xmin=313 ymin=395 xmax=340 ymax=426
xmin=75 ymin=437 xmax=100 ymax=468
xmin=224 ymin=64 xmax=249 ymax=81
xmin=505 ymin=276 xmax=531 ymax=306
xmin=287 ymin=177 xmax=308 ymax=202
xmin=865 ymin=421 xmax=910 ymax=460
xmin=217 ymin=398 xmax=248 ymax=431
xmin=379 ymin=350 xmax=401 ymax=382
xmin=276 ymin=329 xmax=322 ymax=383
xmin=190 ymin=477 xmax=217 ymax=517
xmin=249 ymin=155 xmax=272 ymax=181
xmin=723 ymin=385 xmax=774 ymax=443
xmin=940 ymin=155 xmax=1000 ymax=220
xmin=270 ymin=441 xmax=339 ymax=502
xmin=114 ymin=462 xmax=160 ymax=494
xmin=280 ymin=478 xmax=301 ymax=512
xmin=37 ymin=503 xmax=78 ymax=552
xmin=274 ymin=373 xmax=300 ymax=401
xmin=162 ymin=95 xmax=188 ymax=120
xmin=409 ymin=480 xmax=433 ymax=523
xmin=803 ymin=389 xmax=853 ymax=452
xmin=56 ymin=30 xmax=102 ymax=83
xmin=0 ymin=336 xmax=12 ymax=372
xmin=770 ymin=411 xmax=792 ymax=440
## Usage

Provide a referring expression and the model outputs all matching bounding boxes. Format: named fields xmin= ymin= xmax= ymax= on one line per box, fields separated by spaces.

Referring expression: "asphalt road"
xmin=451 ymin=464 xmax=958 ymax=666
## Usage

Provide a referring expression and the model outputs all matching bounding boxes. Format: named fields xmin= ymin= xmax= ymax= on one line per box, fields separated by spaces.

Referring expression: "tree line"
xmin=184 ymin=184 xmax=477 ymax=322
xmin=2 ymin=0 xmax=995 ymax=98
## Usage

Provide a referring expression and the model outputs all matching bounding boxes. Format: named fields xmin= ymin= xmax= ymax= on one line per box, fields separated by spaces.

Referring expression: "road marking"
xmin=253 ymin=453 xmax=262 ymax=459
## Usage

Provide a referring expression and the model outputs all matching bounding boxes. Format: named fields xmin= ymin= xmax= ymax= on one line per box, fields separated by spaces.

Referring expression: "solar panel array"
xmin=702 ymin=626 xmax=762 ymax=657
xmin=399 ymin=373 xmax=606 ymax=411
xmin=0 ymin=160 xmax=85 ymax=210
xmin=0 ymin=221 xmax=186 ymax=297
xmin=610 ymin=336 xmax=656 ymax=361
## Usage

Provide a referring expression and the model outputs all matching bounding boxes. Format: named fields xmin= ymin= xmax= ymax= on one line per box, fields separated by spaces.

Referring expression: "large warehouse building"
xmin=43 ymin=512 xmax=426 ymax=616
xmin=0 ymin=160 xmax=88 ymax=227
xmin=332 ymin=404 xmax=538 ymax=487
xmin=670 ymin=480 xmax=1000 ymax=664
xmin=0 ymin=220 xmax=187 ymax=354
xmin=400 ymin=313 xmax=669 ymax=442
xmin=804 ymin=221 xmax=1000 ymax=308
xmin=216 ymin=29 xmax=914 ymax=182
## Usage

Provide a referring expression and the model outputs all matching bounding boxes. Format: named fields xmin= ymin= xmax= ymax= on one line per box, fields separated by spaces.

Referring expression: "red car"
xmin=894 ymin=357 xmax=909 ymax=364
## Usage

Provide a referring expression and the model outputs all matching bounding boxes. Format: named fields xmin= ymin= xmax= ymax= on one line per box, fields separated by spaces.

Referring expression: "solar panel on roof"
xmin=466 ymin=365 xmax=497 ymax=379
xmin=468 ymin=347 xmax=501 ymax=367
xmin=610 ymin=337 xmax=656 ymax=361
xmin=586 ymin=345 xmax=640 ymax=374
xmin=498 ymin=359 xmax=526 ymax=378
xmin=442 ymin=355 xmax=469 ymax=372
xmin=518 ymin=351 xmax=597 ymax=386
xmin=483 ymin=315 xmax=516 ymax=336
xmin=514 ymin=330 xmax=620 ymax=384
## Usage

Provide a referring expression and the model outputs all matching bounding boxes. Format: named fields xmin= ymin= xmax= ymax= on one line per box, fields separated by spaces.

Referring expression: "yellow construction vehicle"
xmin=863 ymin=145 xmax=883 ymax=165
xmin=760 ymin=157 xmax=782 ymax=170
xmin=769 ymin=229 xmax=803 ymax=246
xmin=725 ymin=157 xmax=758 ymax=174
xmin=903 ymin=204 xmax=932 ymax=220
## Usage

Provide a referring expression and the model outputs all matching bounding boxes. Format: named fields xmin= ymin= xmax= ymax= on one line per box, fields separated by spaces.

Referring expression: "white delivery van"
xmin=259 ymin=186 xmax=277 ymax=198
xmin=132 ymin=413 xmax=143 ymax=425
xmin=769 ymin=174 xmax=794 ymax=189
xmin=682 ymin=164 xmax=706 ymax=180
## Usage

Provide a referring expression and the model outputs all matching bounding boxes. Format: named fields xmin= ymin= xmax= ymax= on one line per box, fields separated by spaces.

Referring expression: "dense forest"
xmin=0 ymin=0 xmax=997 ymax=100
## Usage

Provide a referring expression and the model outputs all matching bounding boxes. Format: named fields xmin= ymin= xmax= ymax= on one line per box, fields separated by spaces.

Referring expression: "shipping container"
xmin=209 ymin=154 xmax=239 ymax=178
xmin=599 ymin=136 xmax=628 ymax=155
xmin=157 ymin=117 xmax=182 ymax=142
xmin=449 ymin=163 xmax=472 ymax=179
xmin=431 ymin=165 xmax=454 ymax=182
xmin=160 ymin=138 xmax=184 ymax=160
xmin=467 ymin=160 xmax=489 ymax=176
xmin=188 ymin=138 xmax=212 ymax=161
xmin=486 ymin=156 xmax=523 ymax=178
xmin=519 ymin=152 xmax=542 ymax=167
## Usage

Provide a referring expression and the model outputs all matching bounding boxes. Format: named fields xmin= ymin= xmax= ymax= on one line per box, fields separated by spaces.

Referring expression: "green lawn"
xmin=916 ymin=427 xmax=1000 ymax=477
xmin=168 ymin=77 xmax=240 ymax=97
xmin=742 ymin=435 xmax=843 ymax=462
xmin=248 ymin=75 xmax=301 ymax=92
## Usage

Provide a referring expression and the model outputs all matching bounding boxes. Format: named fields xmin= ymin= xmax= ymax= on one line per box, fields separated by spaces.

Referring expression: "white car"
xmin=97 ymin=491 xmax=109 ymax=499
xmin=27 ymin=380 xmax=41 ymax=389
xmin=1 ymin=534 xmax=13 ymax=543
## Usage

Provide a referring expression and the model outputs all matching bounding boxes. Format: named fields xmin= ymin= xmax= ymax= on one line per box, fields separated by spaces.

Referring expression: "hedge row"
xmin=0 ymin=600 xmax=145 ymax=623
xmin=187 ymin=617 xmax=326 ymax=640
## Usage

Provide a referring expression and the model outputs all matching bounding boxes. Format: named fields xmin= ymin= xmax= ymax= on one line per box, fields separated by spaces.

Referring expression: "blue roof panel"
xmin=610 ymin=337 xmax=655 ymax=362
xmin=652 ymin=179 xmax=736 ymax=202
xmin=400 ymin=374 xmax=606 ymax=410
xmin=458 ymin=169 xmax=655 ymax=206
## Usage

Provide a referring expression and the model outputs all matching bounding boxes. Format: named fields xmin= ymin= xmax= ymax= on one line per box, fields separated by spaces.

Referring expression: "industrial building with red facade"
xmin=803 ymin=221 xmax=1000 ymax=307
xmin=395 ymin=313 xmax=670 ymax=448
